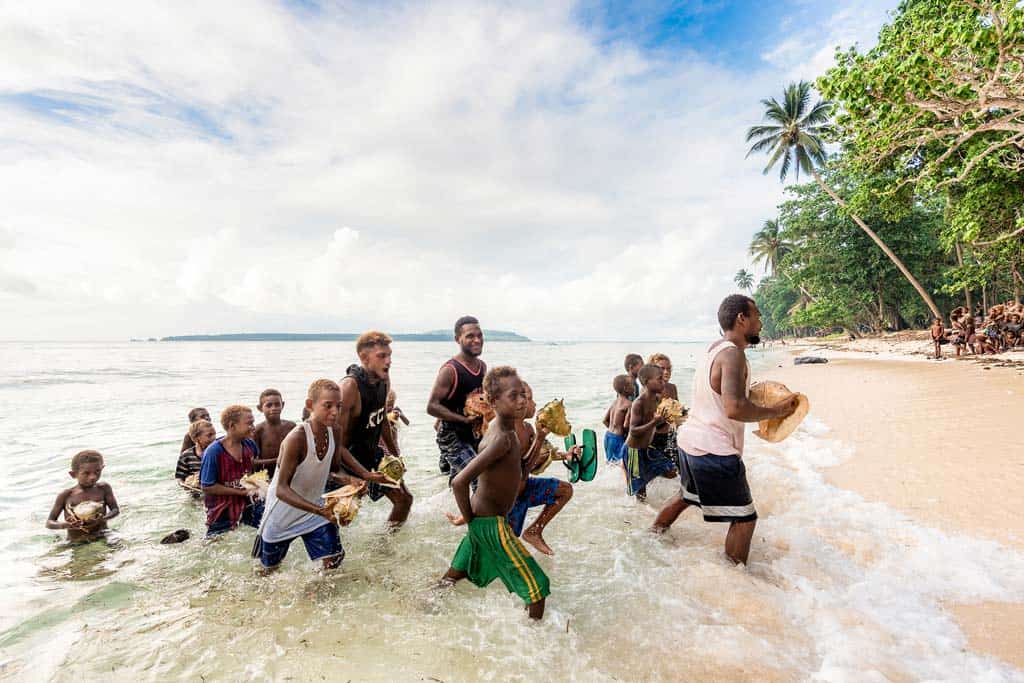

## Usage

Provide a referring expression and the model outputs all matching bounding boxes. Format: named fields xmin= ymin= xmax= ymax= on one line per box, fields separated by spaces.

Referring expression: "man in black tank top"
xmin=427 ymin=316 xmax=487 ymax=482
xmin=335 ymin=331 xmax=413 ymax=527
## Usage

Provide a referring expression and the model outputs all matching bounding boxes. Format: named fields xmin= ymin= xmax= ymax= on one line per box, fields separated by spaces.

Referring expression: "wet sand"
xmin=771 ymin=353 xmax=1024 ymax=670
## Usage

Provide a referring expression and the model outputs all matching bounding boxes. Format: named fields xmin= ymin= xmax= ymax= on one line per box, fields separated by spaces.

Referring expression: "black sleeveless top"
xmin=345 ymin=364 xmax=389 ymax=468
xmin=439 ymin=357 xmax=485 ymax=443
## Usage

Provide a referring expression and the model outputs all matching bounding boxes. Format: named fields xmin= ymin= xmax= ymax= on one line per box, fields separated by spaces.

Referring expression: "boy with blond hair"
xmin=254 ymin=388 xmax=296 ymax=478
xmin=46 ymin=450 xmax=120 ymax=542
xmin=200 ymin=405 xmax=262 ymax=537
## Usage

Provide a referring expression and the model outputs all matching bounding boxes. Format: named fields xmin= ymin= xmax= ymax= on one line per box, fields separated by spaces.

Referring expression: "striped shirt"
xmin=175 ymin=446 xmax=202 ymax=480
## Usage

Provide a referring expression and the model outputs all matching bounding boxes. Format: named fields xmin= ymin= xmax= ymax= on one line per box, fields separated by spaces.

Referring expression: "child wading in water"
xmin=46 ymin=450 xmax=120 ymax=542
xmin=200 ymin=405 xmax=263 ymax=537
xmin=254 ymin=388 xmax=296 ymax=478
xmin=603 ymin=374 xmax=633 ymax=484
xmin=177 ymin=419 xmax=215 ymax=494
xmin=446 ymin=381 xmax=577 ymax=556
xmin=439 ymin=367 xmax=550 ymax=619
xmin=625 ymin=364 xmax=678 ymax=501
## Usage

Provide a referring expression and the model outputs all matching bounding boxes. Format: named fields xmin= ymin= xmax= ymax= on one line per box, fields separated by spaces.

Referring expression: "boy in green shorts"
xmin=439 ymin=366 xmax=550 ymax=619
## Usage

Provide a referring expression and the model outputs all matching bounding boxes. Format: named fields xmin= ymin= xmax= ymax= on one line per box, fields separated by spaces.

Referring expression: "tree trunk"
xmin=982 ymin=282 xmax=989 ymax=311
xmin=811 ymin=169 xmax=944 ymax=323
xmin=954 ymin=242 xmax=973 ymax=312
xmin=877 ymin=284 xmax=885 ymax=332
xmin=1013 ymin=265 xmax=1022 ymax=304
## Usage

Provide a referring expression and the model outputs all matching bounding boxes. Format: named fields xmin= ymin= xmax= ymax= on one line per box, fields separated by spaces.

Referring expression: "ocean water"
xmin=0 ymin=341 xmax=1022 ymax=682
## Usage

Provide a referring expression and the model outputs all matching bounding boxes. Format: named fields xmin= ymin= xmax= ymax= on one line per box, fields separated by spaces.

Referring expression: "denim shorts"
xmin=259 ymin=522 xmax=344 ymax=568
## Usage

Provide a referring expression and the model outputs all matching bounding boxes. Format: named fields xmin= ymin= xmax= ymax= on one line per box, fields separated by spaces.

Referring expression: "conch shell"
xmin=749 ymin=381 xmax=810 ymax=443
xmin=241 ymin=469 xmax=270 ymax=497
xmin=536 ymin=399 xmax=571 ymax=437
xmin=323 ymin=484 xmax=363 ymax=526
xmin=463 ymin=391 xmax=495 ymax=438
xmin=377 ymin=454 xmax=406 ymax=484
xmin=67 ymin=500 xmax=104 ymax=522
xmin=531 ymin=439 xmax=558 ymax=474
xmin=656 ymin=398 xmax=688 ymax=426
xmin=182 ymin=473 xmax=201 ymax=490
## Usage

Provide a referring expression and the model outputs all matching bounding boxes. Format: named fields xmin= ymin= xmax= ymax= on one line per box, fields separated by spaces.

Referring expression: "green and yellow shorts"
xmin=451 ymin=516 xmax=550 ymax=605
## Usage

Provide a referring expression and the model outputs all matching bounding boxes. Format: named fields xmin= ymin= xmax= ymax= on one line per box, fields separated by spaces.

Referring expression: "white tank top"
xmin=676 ymin=340 xmax=749 ymax=457
xmin=259 ymin=422 xmax=335 ymax=543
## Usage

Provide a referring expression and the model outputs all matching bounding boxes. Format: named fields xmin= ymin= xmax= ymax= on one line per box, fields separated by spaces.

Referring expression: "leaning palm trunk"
xmin=810 ymin=168 xmax=943 ymax=322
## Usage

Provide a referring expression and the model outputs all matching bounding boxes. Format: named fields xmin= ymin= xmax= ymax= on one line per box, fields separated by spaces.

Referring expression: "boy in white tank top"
xmin=651 ymin=295 xmax=797 ymax=565
xmin=255 ymin=379 xmax=385 ymax=573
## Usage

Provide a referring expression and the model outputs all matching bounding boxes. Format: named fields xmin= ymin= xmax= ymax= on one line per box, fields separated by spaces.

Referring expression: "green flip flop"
xmin=563 ymin=433 xmax=580 ymax=483
xmin=579 ymin=429 xmax=598 ymax=482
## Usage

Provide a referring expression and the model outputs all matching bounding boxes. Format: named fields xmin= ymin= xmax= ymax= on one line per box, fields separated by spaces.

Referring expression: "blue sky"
xmin=0 ymin=0 xmax=895 ymax=340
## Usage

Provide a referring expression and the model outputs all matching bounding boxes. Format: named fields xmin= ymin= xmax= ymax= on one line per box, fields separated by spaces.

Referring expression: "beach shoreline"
xmin=768 ymin=346 xmax=1024 ymax=670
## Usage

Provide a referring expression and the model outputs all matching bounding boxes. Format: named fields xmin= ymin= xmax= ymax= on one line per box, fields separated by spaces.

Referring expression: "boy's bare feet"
xmin=521 ymin=526 xmax=554 ymax=556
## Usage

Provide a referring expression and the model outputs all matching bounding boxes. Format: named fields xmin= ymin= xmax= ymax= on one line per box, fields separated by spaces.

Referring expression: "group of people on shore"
xmin=931 ymin=301 xmax=1024 ymax=359
xmin=46 ymin=295 xmax=799 ymax=620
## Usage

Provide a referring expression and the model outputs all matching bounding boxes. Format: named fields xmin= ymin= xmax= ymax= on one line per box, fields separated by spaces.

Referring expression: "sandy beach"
xmin=772 ymin=346 xmax=1024 ymax=669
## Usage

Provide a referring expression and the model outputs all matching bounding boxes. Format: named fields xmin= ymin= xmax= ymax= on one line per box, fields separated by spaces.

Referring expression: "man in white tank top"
xmin=255 ymin=379 xmax=383 ymax=573
xmin=651 ymin=295 xmax=798 ymax=565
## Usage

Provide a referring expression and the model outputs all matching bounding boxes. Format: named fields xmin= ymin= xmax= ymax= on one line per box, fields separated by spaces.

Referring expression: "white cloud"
xmin=0 ymin=0 xmax=889 ymax=340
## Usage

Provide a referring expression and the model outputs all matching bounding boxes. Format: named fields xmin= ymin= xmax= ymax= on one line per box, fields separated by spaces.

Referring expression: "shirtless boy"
xmin=254 ymin=389 xmax=296 ymax=477
xmin=602 ymin=374 xmax=632 ymax=467
xmin=446 ymin=381 xmax=577 ymax=556
xmin=624 ymin=353 xmax=643 ymax=400
xmin=336 ymin=331 xmax=412 ymax=527
xmin=439 ymin=367 xmax=550 ymax=619
xmin=46 ymin=450 xmax=120 ymax=542
xmin=624 ymin=365 xmax=678 ymax=500
xmin=428 ymin=316 xmax=487 ymax=479
xmin=256 ymin=379 xmax=382 ymax=573
xmin=180 ymin=407 xmax=212 ymax=453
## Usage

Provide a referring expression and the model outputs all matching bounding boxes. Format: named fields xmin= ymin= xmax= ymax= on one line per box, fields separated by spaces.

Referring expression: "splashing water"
xmin=0 ymin=341 xmax=1022 ymax=681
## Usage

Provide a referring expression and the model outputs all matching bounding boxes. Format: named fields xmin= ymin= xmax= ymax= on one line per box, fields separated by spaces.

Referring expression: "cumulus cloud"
xmin=0 ymin=0 xmax=890 ymax=340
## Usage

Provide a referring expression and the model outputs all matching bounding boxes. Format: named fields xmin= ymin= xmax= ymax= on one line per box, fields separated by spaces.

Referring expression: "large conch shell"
xmin=531 ymin=439 xmax=558 ymax=474
xmin=182 ymin=473 xmax=201 ymax=491
xmin=656 ymin=398 xmax=688 ymax=426
xmin=241 ymin=469 xmax=270 ymax=497
xmin=536 ymin=399 xmax=571 ymax=437
xmin=463 ymin=391 xmax=495 ymax=438
xmin=377 ymin=454 xmax=406 ymax=484
xmin=323 ymin=484 xmax=363 ymax=526
xmin=67 ymin=500 xmax=104 ymax=522
xmin=749 ymin=381 xmax=809 ymax=443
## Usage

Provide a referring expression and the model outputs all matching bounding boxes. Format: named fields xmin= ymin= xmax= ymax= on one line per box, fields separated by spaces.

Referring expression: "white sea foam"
xmin=0 ymin=342 xmax=1021 ymax=681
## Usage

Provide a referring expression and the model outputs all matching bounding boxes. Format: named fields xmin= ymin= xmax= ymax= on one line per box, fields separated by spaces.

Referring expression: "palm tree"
xmin=734 ymin=269 xmax=754 ymax=292
xmin=749 ymin=219 xmax=793 ymax=276
xmin=746 ymin=81 xmax=943 ymax=321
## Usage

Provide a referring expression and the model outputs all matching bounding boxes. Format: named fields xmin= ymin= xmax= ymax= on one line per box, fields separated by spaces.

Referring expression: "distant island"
xmin=159 ymin=330 xmax=530 ymax=342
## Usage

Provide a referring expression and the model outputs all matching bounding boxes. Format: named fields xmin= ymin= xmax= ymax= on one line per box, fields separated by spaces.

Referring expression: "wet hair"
xmin=612 ymin=374 xmax=633 ymax=396
xmin=307 ymin=378 xmax=340 ymax=402
xmin=483 ymin=366 xmax=518 ymax=400
xmin=648 ymin=352 xmax=671 ymax=367
xmin=71 ymin=449 xmax=104 ymax=472
xmin=356 ymin=330 xmax=392 ymax=355
xmin=717 ymin=294 xmax=756 ymax=332
xmin=188 ymin=419 xmax=214 ymax=441
xmin=454 ymin=315 xmax=479 ymax=337
xmin=258 ymin=388 xmax=282 ymax=407
xmin=638 ymin=364 xmax=663 ymax=386
xmin=220 ymin=405 xmax=252 ymax=431
xmin=187 ymin=407 xmax=208 ymax=422
xmin=624 ymin=354 xmax=643 ymax=371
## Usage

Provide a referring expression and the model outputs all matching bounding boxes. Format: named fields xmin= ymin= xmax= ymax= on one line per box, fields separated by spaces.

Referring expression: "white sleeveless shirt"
xmin=676 ymin=340 xmax=749 ymax=457
xmin=259 ymin=422 xmax=335 ymax=543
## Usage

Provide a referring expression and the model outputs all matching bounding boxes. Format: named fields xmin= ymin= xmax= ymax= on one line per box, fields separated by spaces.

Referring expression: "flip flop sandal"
xmin=579 ymin=429 xmax=598 ymax=482
xmin=563 ymin=433 xmax=580 ymax=483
